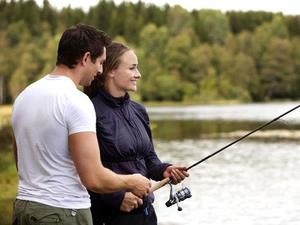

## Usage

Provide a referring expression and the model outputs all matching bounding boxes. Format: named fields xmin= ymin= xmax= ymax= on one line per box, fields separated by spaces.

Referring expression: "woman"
xmin=84 ymin=42 xmax=189 ymax=225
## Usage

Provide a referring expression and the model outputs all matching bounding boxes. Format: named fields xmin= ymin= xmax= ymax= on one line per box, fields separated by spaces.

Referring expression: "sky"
xmin=34 ymin=0 xmax=300 ymax=15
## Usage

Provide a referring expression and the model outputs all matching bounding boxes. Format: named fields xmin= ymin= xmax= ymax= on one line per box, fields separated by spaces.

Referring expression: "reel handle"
xmin=150 ymin=177 xmax=170 ymax=193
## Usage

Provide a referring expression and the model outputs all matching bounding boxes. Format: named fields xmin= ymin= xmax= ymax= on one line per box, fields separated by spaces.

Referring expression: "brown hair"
xmin=56 ymin=24 xmax=111 ymax=69
xmin=84 ymin=42 xmax=130 ymax=98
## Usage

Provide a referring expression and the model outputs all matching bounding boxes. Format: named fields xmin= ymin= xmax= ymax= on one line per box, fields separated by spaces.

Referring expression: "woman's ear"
xmin=108 ymin=70 xmax=115 ymax=78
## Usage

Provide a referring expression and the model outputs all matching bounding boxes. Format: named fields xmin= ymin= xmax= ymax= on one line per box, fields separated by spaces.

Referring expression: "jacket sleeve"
xmin=145 ymin=143 xmax=171 ymax=181
xmin=135 ymin=103 xmax=172 ymax=181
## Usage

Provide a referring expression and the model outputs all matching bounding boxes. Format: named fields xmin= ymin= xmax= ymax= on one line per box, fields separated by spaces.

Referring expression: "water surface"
xmin=153 ymin=139 xmax=300 ymax=225
xmin=148 ymin=102 xmax=300 ymax=225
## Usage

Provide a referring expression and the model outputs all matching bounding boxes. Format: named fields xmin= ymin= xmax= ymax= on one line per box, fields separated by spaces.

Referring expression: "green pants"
xmin=12 ymin=199 xmax=93 ymax=225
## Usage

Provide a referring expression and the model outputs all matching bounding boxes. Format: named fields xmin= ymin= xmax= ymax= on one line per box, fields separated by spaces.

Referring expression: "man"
xmin=11 ymin=24 xmax=151 ymax=225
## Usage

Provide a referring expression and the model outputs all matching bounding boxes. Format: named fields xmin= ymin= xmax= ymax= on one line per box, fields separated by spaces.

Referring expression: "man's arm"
xmin=69 ymin=132 xmax=150 ymax=198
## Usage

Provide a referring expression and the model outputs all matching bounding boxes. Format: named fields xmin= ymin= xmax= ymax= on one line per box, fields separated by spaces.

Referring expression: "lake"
xmin=1 ymin=101 xmax=300 ymax=225
xmin=148 ymin=102 xmax=300 ymax=225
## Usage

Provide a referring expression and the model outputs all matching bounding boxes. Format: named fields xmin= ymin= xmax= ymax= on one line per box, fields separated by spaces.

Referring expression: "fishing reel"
xmin=165 ymin=182 xmax=192 ymax=211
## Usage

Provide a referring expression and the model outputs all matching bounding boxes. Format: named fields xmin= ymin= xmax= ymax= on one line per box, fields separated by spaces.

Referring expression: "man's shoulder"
xmin=66 ymin=90 xmax=93 ymax=109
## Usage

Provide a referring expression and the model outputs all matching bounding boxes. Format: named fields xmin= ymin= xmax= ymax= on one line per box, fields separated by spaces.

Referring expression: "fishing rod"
xmin=150 ymin=104 xmax=300 ymax=210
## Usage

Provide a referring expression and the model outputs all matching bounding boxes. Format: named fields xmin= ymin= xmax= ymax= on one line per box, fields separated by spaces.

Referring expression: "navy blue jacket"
xmin=89 ymin=88 xmax=170 ymax=218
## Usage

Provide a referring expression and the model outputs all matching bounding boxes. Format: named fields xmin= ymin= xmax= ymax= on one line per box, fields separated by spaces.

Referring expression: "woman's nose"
xmin=136 ymin=70 xmax=141 ymax=78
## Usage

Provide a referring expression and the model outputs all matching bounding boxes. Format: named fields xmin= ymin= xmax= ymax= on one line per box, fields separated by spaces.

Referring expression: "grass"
xmin=0 ymin=105 xmax=16 ymax=225
xmin=0 ymin=147 xmax=17 ymax=225
xmin=0 ymin=105 xmax=12 ymax=128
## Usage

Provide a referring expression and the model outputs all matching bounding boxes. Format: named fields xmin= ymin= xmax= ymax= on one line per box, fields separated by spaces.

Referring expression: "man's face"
xmin=80 ymin=47 xmax=106 ymax=87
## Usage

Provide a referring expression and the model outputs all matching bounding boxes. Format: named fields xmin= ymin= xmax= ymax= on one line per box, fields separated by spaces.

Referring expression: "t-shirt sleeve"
xmin=65 ymin=94 xmax=96 ymax=135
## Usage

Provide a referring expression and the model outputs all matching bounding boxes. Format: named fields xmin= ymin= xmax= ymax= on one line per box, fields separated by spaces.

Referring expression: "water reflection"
xmin=153 ymin=139 xmax=300 ymax=225
xmin=147 ymin=102 xmax=300 ymax=123
xmin=149 ymin=104 xmax=300 ymax=225
xmin=151 ymin=120 xmax=300 ymax=140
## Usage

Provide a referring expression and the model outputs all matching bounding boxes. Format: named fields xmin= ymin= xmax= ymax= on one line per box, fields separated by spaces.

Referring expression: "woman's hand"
xmin=120 ymin=192 xmax=143 ymax=212
xmin=163 ymin=166 xmax=189 ymax=184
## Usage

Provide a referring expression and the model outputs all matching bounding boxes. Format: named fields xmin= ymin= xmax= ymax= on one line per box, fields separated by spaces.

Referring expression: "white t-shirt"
xmin=12 ymin=75 xmax=96 ymax=209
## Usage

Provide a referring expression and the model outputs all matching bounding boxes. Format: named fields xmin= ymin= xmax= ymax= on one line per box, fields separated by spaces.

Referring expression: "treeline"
xmin=0 ymin=0 xmax=300 ymax=103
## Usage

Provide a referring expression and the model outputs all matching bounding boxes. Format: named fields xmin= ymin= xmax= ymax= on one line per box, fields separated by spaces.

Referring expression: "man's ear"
xmin=81 ymin=52 xmax=91 ymax=66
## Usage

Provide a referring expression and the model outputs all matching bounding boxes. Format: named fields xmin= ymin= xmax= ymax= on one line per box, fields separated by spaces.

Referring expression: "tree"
xmin=123 ymin=2 xmax=142 ymax=43
xmin=0 ymin=31 xmax=9 ymax=103
xmin=163 ymin=29 xmax=194 ymax=74
xmin=87 ymin=0 xmax=116 ymax=35
xmin=194 ymin=9 xmax=231 ymax=44
xmin=166 ymin=5 xmax=192 ymax=36
xmin=251 ymin=15 xmax=289 ymax=70
xmin=41 ymin=0 xmax=58 ymax=34
xmin=9 ymin=46 xmax=39 ymax=100
xmin=232 ymin=53 xmax=259 ymax=101
xmin=286 ymin=15 xmax=300 ymax=37
xmin=141 ymin=2 xmax=168 ymax=27
xmin=260 ymin=38 xmax=294 ymax=99
xmin=186 ymin=44 xmax=214 ymax=84
xmin=290 ymin=38 xmax=300 ymax=98
xmin=139 ymin=23 xmax=169 ymax=62
xmin=58 ymin=6 xmax=85 ymax=30
xmin=226 ymin=11 xmax=274 ymax=34
xmin=141 ymin=71 xmax=183 ymax=101
xmin=225 ymin=31 xmax=253 ymax=56
xmin=198 ymin=68 xmax=219 ymax=102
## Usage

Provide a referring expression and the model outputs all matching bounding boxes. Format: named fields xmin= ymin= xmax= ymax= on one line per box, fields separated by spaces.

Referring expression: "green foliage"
xmin=194 ymin=9 xmax=231 ymax=44
xmin=232 ymin=53 xmax=259 ymax=100
xmin=286 ymin=15 xmax=300 ymax=37
xmin=59 ymin=6 xmax=85 ymax=30
xmin=260 ymin=38 xmax=294 ymax=99
xmin=41 ymin=0 xmax=58 ymax=34
xmin=198 ymin=68 xmax=219 ymax=102
xmin=87 ymin=0 xmax=116 ymax=33
xmin=251 ymin=15 xmax=289 ymax=70
xmin=0 ymin=0 xmax=299 ymax=104
xmin=0 ymin=130 xmax=17 ymax=225
xmin=290 ymin=38 xmax=300 ymax=98
xmin=182 ymin=82 xmax=198 ymax=101
xmin=139 ymin=23 xmax=169 ymax=62
xmin=186 ymin=44 xmax=213 ymax=84
xmin=163 ymin=29 xmax=194 ymax=73
xmin=226 ymin=11 xmax=274 ymax=34
xmin=225 ymin=31 xmax=253 ymax=56
xmin=141 ymin=72 xmax=183 ymax=101
xmin=167 ymin=5 xmax=192 ymax=36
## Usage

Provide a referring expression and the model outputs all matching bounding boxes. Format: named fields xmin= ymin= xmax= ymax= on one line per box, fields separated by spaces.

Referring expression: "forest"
xmin=0 ymin=0 xmax=300 ymax=104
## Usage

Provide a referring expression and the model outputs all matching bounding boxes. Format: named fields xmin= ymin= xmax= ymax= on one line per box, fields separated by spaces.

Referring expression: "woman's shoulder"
xmin=130 ymin=100 xmax=147 ymax=113
xmin=129 ymin=100 xmax=150 ymax=121
xmin=90 ymin=94 xmax=111 ymax=114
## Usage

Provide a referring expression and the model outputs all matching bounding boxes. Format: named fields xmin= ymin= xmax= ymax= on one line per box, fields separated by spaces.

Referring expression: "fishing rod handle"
xmin=150 ymin=177 xmax=170 ymax=193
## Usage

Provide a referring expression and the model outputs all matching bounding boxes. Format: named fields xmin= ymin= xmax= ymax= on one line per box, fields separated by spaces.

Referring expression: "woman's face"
xmin=110 ymin=50 xmax=141 ymax=96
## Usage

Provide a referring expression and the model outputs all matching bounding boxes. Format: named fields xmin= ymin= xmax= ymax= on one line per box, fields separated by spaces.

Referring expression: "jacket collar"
xmin=97 ymin=88 xmax=130 ymax=108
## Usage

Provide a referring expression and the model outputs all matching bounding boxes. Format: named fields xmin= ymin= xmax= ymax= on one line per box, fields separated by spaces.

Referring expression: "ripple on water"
xmin=154 ymin=139 xmax=300 ymax=225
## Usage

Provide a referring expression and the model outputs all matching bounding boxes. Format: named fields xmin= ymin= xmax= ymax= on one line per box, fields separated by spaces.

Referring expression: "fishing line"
xmin=186 ymin=104 xmax=300 ymax=171
xmin=151 ymin=104 xmax=300 ymax=210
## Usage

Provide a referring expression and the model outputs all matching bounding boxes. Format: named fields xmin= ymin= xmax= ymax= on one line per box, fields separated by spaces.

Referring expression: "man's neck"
xmin=50 ymin=65 xmax=80 ymax=86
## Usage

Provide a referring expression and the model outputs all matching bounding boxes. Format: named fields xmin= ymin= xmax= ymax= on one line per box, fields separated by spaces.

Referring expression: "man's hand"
xmin=120 ymin=192 xmax=143 ymax=212
xmin=126 ymin=174 xmax=151 ymax=198
xmin=163 ymin=166 xmax=189 ymax=184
